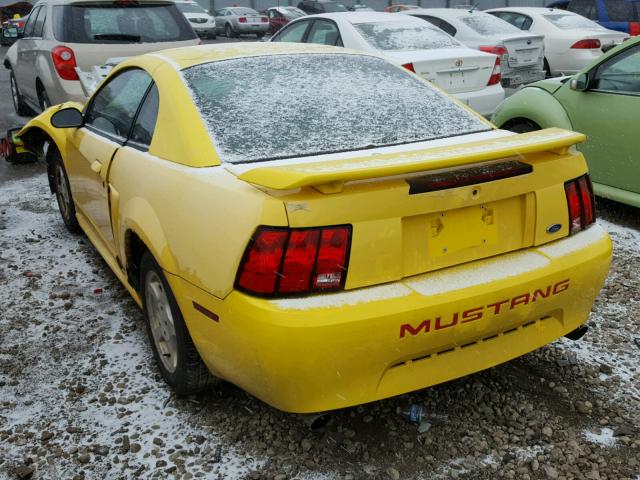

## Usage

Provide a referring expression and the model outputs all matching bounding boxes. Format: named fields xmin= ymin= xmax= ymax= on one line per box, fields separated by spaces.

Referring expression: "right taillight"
xmin=51 ymin=46 xmax=79 ymax=81
xmin=571 ymin=39 xmax=601 ymax=49
xmin=487 ymin=56 xmax=501 ymax=86
xmin=236 ymin=225 xmax=352 ymax=297
xmin=564 ymin=174 xmax=595 ymax=235
xmin=630 ymin=22 xmax=640 ymax=36
xmin=401 ymin=62 xmax=415 ymax=73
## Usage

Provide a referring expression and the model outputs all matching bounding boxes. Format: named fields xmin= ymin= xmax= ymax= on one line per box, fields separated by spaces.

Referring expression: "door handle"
xmin=90 ymin=160 xmax=102 ymax=174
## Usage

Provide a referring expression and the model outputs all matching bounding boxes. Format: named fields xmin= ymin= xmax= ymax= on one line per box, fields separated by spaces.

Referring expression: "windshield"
xmin=355 ymin=22 xmax=459 ymax=51
xmin=53 ymin=3 xmax=196 ymax=43
xmin=543 ymin=13 xmax=604 ymax=29
xmin=182 ymin=54 xmax=489 ymax=164
xmin=323 ymin=2 xmax=348 ymax=12
xmin=177 ymin=2 xmax=207 ymax=14
xmin=460 ymin=14 xmax=522 ymax=35
xmin=603 ymin=0 xmax=640 ymax=21
xmin=230 ymin=7 xmax=259 ymax=15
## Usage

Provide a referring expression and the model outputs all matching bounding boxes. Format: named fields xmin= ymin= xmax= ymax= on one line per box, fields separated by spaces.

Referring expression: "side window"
xmin=271 ymin=20 xmax=310 ymax=42
xmin=568 ymin=0 xmax=597 ymax=19
xmin=415 ymin=15 xmax=441 ymax=28
xmin=33 ymin=5 xmax=47 ymax=37
xmin=129 ymin=83 xmax=159 ymax=149
xmin=22 ymin=7 xmax=39 ymax=37
xmin=591 ymin=46 xmax=640 ymax=94
xmin=438 ymin=19 xmax=457 ymax=36
xmin=85 ymin=69 xmax=153 ymax=140
xmin=306 ymin=20 xmax=341 ymax=46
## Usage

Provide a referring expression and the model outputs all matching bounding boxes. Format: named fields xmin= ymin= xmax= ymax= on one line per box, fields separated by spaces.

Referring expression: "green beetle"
xmin=492 ymin=36 xmax=640 ymax=208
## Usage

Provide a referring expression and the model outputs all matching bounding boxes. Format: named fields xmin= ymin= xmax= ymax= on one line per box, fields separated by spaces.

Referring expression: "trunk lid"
xmin=227 ymin=128 xmax=587 ymax=290
xmin=501 ymin=34 xmax=544 ymax=68
xmin=386 ymin=48 xmax=496 ymax=93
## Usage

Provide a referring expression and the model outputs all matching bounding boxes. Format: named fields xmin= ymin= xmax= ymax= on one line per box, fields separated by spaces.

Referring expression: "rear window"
xmin=182 ymin=54 xmax=489 ymax=164
xmin=460 ymin=14 xmax=522 ymax=35
xmin=603 ymin=0 xmax=640 ymax=21
xmin=543 ymin=13 xmax=604 ymax=29
xmin=282 ymin=7 xmax=306 ymax=18
xmin=355 ymin=22 xmax=459 ymax=51
xmin=176 ymin=2 xmax=207 ymax=14
xmin=322 ymin=2 xmax=348 ymax=12
xmin=230 ymin=7 xmax=258 ymax=15
xmin=52 ymin=2 xmax=196 ymax=43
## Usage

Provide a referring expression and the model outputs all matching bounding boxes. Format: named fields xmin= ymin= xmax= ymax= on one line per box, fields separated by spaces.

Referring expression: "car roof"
xmin=407 ymin=8 xmax=491 ymax=17
xmin=485 ymin=6 xmax=575 ymax=14
xmin=314 ymin=11 xmax=425 ymax=24
xmin=36 ymin=0 xmax=177 ymax=5
xmin=133 ymin=42 xmax=375 ymax=71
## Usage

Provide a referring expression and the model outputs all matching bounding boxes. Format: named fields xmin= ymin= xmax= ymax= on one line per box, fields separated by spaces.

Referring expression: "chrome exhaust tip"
xmin=300 ymin=413 xmax=331 ymax=430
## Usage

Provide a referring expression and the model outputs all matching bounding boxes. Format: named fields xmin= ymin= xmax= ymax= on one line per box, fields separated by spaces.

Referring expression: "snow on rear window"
xmin=181 ymin=54 xmax=489 ymax=164
xmin=543 ymin=13 xmax=604 ymax=30
xmin=460 ymin=14 xmax=521 ymax=35
xmin=354 ymin=22 xmax=460 ymax=52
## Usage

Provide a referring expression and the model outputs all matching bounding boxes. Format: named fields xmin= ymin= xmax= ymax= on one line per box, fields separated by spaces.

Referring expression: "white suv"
xmin=4 ymin=0 xmax=199 ymax=115
xmin=174 ymin=1 xmax=216 ymax=39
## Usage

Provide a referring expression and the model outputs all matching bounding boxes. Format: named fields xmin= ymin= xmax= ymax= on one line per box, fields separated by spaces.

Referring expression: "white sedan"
xmin=486 ymin=7 xmax=628 ymax=76
xmin=403 ymin=9 xmax=545 ymax=88
xmin=270 ymin=12 xmax=504 ymax=116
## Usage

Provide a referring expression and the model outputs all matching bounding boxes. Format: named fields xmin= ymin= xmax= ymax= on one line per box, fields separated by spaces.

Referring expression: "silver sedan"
xmin=214 ymin=7 xmax=269 ymax=38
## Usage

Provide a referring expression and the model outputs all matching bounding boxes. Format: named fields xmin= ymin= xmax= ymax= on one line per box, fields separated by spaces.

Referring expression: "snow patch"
xmin=584 ymin=428 xmax=616 ymax=447
xmin=537 ymin=225 xmax=608 ymax=258
xmin=405 ymin=251 xmax=549 ymax=297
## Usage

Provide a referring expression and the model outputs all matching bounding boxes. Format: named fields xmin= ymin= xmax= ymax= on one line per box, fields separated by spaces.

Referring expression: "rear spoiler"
xmin=237 ymin=128 xmax=585 ymax=193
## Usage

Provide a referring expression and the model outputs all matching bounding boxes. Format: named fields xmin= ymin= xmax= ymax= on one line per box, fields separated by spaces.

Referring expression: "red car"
xmin=265 ymin=6 xmax=306 ymax=34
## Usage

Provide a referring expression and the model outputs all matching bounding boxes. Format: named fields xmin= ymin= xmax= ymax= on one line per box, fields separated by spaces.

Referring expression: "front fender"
xmin=18 ymin=101 xmax=84 ymax=161
xmin=491 ymin=87 xmax=573 ymax=131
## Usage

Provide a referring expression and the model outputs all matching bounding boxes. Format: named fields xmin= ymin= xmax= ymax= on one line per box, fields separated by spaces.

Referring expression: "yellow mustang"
xmin=20 ymin=43 xmax=612 ymax=413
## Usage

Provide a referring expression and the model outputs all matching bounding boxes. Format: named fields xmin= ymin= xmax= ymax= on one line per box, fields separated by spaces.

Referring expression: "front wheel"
xmin=140 ymin=252 xmax=213 ymax=395
xmin=51 ymin=149 xmax=81 ymax=233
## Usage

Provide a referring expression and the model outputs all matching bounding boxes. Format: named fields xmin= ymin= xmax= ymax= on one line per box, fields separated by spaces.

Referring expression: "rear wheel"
xmin=38 ymin=85 xmax=51 ymax=112
xmin=225 ymin=24 xmax=236 ymax=38
xmin=544 ymin=58 xmax=551 ymax=78
xmin=256 ymin=32 xmax=264 ymax=39
xmin=504 ymin=119 xmax=541 ymax=134
xmin=51 ymin=148 xmax=81 ymax=233
xmin=140 ymin=251 xmax=213 ymax=395
xmin=10 ymin=70 xmax=32 ymax=116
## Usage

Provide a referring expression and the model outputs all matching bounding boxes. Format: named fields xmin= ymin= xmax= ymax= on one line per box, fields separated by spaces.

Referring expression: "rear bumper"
xmin=235 ymin=23 xmax=269 ymax=34
xmin=169 ymin=225 xmax=611 ymax=413
xmin=48 ymin=77 xmax=87 ymax=104
xmin=502 ymin=67 xmax=545 ymax=88
xmin=453 ymin=83 xmax=505 ymax=117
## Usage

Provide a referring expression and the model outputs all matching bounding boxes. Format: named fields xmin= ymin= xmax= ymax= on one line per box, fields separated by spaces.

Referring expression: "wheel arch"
xmin=491 ymin=87 xmax=573 ymax=131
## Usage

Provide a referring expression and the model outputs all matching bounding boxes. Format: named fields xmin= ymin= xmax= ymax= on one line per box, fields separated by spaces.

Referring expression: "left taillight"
xmin=487 ymin=56 xmax=501 ymax=86
xmin=238 ymin=16 xmax=247 ymax=23
xmin=401 ymin=62 xmax=415 ymax=73
xmin=571 ymin=39 xmax=601 ymax=49
xmin=51 ymin=46 xmax=79 ymax=81
xmin=261 ymin=16 xmax=269 ymax=22
xmin=564 ymin=174 xmax=595 ymax=235
xmin=236 ymin=225 xmax=352 ymax=297
xmin=630 ymin=22 xmax=640 ymax=36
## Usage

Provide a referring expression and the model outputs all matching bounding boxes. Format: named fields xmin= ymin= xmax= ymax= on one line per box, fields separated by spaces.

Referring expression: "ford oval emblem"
xmin=547 ymin=223 xmax=562 ymax=234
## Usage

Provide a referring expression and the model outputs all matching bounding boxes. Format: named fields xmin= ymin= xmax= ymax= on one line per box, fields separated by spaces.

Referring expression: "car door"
xmin=65 ymin=68 xmax=154 ymax=256
xmin=14 ymin=5 xmax=41 ymax=103
xmin=555 ymin=44 xmax=640 ymax=195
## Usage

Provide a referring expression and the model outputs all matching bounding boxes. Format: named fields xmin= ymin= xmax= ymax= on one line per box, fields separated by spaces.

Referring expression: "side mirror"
xmin=51 ymin=107 xmax=84 ymax=128
xmin=569 ymin=73 xmax=589 ymax=91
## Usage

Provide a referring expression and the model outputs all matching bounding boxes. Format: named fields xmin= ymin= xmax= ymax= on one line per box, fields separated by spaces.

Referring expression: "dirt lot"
xmin=0 ymin=46 xmax=639 ymax=480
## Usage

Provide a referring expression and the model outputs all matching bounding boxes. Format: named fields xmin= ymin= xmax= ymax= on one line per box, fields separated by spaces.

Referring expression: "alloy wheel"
xmin=145 ymin=270 xmax=179 ymax=373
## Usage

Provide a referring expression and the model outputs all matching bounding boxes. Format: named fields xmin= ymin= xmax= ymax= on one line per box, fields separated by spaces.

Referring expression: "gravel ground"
xmin=1 ymin=44 xmax=639 ymax=480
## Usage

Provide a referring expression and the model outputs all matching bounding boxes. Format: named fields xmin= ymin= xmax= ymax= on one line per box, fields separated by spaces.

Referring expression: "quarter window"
xmin=129 ymin=84 xmax=159 ymax=148
xmin=306 ymin=20 xmax=341 ymax=46
xmin=33 ymin=5 xmax=47 ymax=37
xmin=84 ymin=69 xmax=153 ymax=140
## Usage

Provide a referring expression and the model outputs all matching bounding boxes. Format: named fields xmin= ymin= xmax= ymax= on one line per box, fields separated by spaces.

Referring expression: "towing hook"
xmin=565 ymin=325 xmax=589 ymax=341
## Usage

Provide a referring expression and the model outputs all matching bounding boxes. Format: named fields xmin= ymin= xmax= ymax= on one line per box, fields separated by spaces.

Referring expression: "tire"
xmin=38 ymin=85 xmax=51 ymax=112
xmin=10 ymin=70 xmax=32 ymax=116
xmin=543 ymin=58 xmax=552 ymax=79
xmin=51 ymin=148 xmax=81 ymax=233
xmin=140 ymin=251 xmax=212 ymax=395
xmin=225 ymin=23 xmax=236 ymax=38
xmin=256 ymin=32 xmax=264 ymax=39
xmin=505 ymin=119 xmax=541 ymax=134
